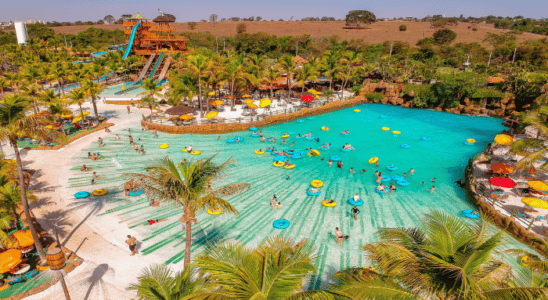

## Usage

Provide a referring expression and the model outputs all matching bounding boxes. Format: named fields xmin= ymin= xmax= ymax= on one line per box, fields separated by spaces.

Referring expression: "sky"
xmin=2 ymin=0 xmax=546 ymax=23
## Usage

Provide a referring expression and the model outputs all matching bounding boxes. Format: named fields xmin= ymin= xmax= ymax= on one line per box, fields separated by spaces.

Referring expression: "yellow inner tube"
xmin=321 ymin=126 xmax=330 ymax=131
xmin=284 ymin=164 xmax=296 ymax=169
xmin=207 ymin=208 xmax=222 ymax=215
xmin=322 ymin=200 xmax=337 ymax=207
xmin=273 ymin=161 xmax=284 ymax=167
xmin=311 ymin=180 xmax=324 ymax=188
xmin=159 ymin=144 xmax=169 ymax=149
xmin=255 ymin=150 xmax=265 ymax=155
xmin=466 ymin=138 xmax=476 ymax=144
xmin=191 ymin=150 xmax=201 ymax=155
xmin=392 ymin=131 xmax=401 ymax=134
xmin=309 ymin=149 xmax=320 ymax=156
xmin=354 ymin=109 xmax=361 ymax=112
xmin=281 ymin=134 xmax=290 ymax=138
xmin=368 ymin=157 xmax=379 ymax=164
xmin=92 ymin=189 xmax=108 ymax=196
xmin=519 ymin=255 xmax=529 ymax=267
xmin=381 ymin=127 xmax=390 ymax=131
xmin=181 ymin=149 xmax=188 ymax=152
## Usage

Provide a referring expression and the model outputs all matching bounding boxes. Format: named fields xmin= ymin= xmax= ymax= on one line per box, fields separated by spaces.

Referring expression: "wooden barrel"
xmin=46 ymin=248 xmax=65 ymax=270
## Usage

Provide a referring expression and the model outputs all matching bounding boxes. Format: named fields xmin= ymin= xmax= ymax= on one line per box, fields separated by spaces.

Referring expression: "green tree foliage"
xmin=236 ymin=22 xmax=247 ymax=34
xmin=345 ymin=10 xmax=376 ymax=27
xmin=399 ymin=25 xmax=407 ymax=31
xmin=366 ymin=93 xmax=384 ymax=101
xmin=433 ymin=29 xmax=457 ymax=44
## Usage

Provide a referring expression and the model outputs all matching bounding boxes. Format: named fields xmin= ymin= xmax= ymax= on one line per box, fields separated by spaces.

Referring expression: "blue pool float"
xmin=270 ymin=151 xmax=279 ymax=156
xmin=375 ymin=189 xmax=386 ymax=194
xmin=291 ymin=153 xmax=302 ymax=159
xmin=462 ymin=209 xmax=479 ymax=219
xmin=294 ymin=136 xmax=303 ymax=139
xmin=273 ymin=219 xmax=290 ymax=229
xmin=74 ymin=191 xmax=90 ymax=199
xmin=381 ymin=175 xmax=392 ymax=182
xmin=273 ymin=155 xmax=285 ymax=161
xmin=284 ymin=148 xmax=295 ymax=153
xmin=348 ymin=198 xmax=365 ymax=206
xmin=396 ymin=180 xmax=410 ymax=186
xmin=129 ymin=188 xmax=143 ymax=196
xmin=307 ymin=190 xmax=321 ymax=196
xmin=386 ymin=166 xmax=399 ymax=171
xmin=306 ymin=116 xmax=314 ymax=120
xmin=330 ymin=155 xmax=341 ymax=161
xmin=341 ymin=132 xmax=349 ymax=136
xmin=236 ymin=136 xmax=244 ymax=142
xmin=266 ymin=147 xmax=276 ymax=152
xmin=391 ymin=175 xmax=404 ymax=181
xmin=226 ymin=138 xmax=235 ymax=143
xmin=340 ymin=148 xmax=353 ymax=152
xmin=296 ymin=119 xmax=304 ymax=123
xmin=420 ymin=137 xmax=431 ymax=141
xmin=250 ymin=133 xmax=260 ymax=137
xmin=249 ymin=127 xmax=258 ymax=131
xmin=400 ymin=144 xmax=411 ymax=149
xmin=288 ymin=131 xmax=295 ymax=135
xmin=319 ymin=147 xmax=330 ymax=151
xmin=464 ymin=142 xmax=474 ymax=146
xmin=305 ymin=136 xmax=314 ymax=140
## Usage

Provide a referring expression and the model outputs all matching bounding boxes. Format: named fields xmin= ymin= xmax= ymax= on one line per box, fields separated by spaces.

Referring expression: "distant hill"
xmin=47 ymin=21 xmax=545 ymax=47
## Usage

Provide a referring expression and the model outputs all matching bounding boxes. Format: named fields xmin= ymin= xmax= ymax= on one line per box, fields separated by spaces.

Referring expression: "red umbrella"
xmin=489 ymin=177 xmax=517 ymax=188
xmin=301 ymin=95 xmax=314 ymax=103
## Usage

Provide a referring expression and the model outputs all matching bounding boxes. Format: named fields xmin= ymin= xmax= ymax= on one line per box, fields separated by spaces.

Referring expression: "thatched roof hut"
xmin=153 ymin=14 xmax=176 ymax=22
xmin=165 ymin=105 xmax=194 ymax=116
xmin=129 ymin=13 xmax=149 ymax=20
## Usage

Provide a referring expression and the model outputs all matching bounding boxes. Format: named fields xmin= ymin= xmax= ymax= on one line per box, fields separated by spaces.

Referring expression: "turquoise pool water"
xmin=68 ymin=103 xmax=506 ymax=286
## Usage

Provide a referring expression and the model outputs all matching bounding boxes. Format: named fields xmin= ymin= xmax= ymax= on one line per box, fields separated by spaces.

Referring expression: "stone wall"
xmin=143 ymin=95 xmax=367 ymax=134
xmin=465 ymin=148 xmax=548 ymax=256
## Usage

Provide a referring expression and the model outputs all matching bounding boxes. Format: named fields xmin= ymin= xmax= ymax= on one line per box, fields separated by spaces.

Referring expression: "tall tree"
xmin=186 ymin=55 xmax=211 ymax=117
xmin=126 ymin=156 xmax=249 ymax=267
xmin=277 ymin=55 xmax=297 ymax=101
xmin=81 ymin=79 xmax=103 ymax=117
xmin=66 ymin=89 xmax=87 ymax=127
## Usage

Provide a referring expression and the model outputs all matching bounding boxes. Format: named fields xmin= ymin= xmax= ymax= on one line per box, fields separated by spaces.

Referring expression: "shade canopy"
xmin=165 ymin=105 xmax=194 ymax=116
xmin=243 ymin=99 xmax=254 ymax=105
xmin=0 ymin=249 xmax=22 ymax=273
xmin=8 ymin=230 xmax=34 ymax=248
xmin=208 ymin=91 xmax=216 ymax=96
xmin=301 ymin=95 xmax=314 ymax=103
xmin=259 ymin=98 xmax=271 ymax=108
xmin=522 ymin=197 xmax=548 ymax=209
xmin=179 ymin=115 xmax=194 ymax=120
xmin=490 ymin=163 xmax=514 ymax=174
xmin=489 ymin=177 xmax=516 ymax=188
xmin=210 ymin=100 xmax=223 ymax=106
xmin=242 ymin=94 xmax=252 ymax=98
xmin=307 ymin=89 xmax=321 ymax=95
xmin=494 ymin=134 xmax=513 ymax=146
xmin=527 ymin=181 xmax=548 ymax=191
xmin=248 ymin=104 xmax=259 ymax=109
xmin=72 ymin=117 xmax=82 ymax=123
xmin=205 ymin=111 xmax=218 ymax=119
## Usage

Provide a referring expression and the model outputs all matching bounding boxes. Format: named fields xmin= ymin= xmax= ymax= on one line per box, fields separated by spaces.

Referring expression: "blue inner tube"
xmin=330 ymin=155 xmax=341 ymax=161
xmin=226 ymin=138 xmax=235 ymax=143
xmin=306 ymin=116 xmax=314 ymax=120
xmin=340 ymin=148 xmax=353 ymax=152
xmin=273 ymin=219 xmax=290 ymax=229
xmin=396 ymin=180 xmax=410 ymax=186
xmin=464 ymin=142 xmax=474 ymax=146
xmin=348 ymin=198 xmax=365 ymax=206
xmin=250 ymin=133 xmax=260 ymax=137
xmin=294 ymin=136 xmax=303 ymax=139
xmin=296 ymin=119 xmax=304 ymax=123
xmin=420 ymin=137 xmax=431 ymax=141
xmin=249 ymin=127 xmax=258 ymax=131
xmin=381 ymin=175 xmax=392 ymax=182
xmin=288 ymin=132 xmax=295 ymax=135
xmin=273 ymin=155 xmax=286 ymax=161
xmin=462 ymin=209 xmax=480 ymax=219
xmin=341 ymin=132 xmax=349 ymax=135
xmin=291 ymin=154 xmax=302 ymax=159
xmin=319 ymin=147 xmax=330 ymax=151
xmin=400 ymin=144 xmax=411 ymax=149
xmin=391 ymin=175 xmax=404 ymax=181
xmin=235 ymin=136 xmax=244 ymax=142
xmin=375 ymin=189 xmax=386 ymax=194
xmin=266 ymin=147 xmax=276 ymax=152
xmin=284 ymin=148 xmax=295 ymax=153
xmin=129 ymin=188 xmax=143 ymax=196
xmin=305 ymin=136 xmax=314 ymax=140
xmin=386 ymin=166 xmax=399 ymax=171
xmin=74 ymin=191 xmax=90 ymax=199
xmin=270 ymin=151 xmax=279 ymax=156
xmin=307 ymin=190 xmax=321 ymax=196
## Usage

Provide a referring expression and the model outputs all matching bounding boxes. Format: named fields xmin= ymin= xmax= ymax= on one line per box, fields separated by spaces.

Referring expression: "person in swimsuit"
xmin=149 ymin=199 xmax=160 ymax=207
xmin=309 ymin=187 xmax=320 ymax=193
xmin=390 ymin=183 xmax=396 ymax=192
xmin=403 ymin=173 xmax=407 ymax=178
xmin=129 ymin=135 xmax=133 ymax=145
xmin=409 ymin=168 xmax=415 ymax=175
xmin=430 ymin=185 xmax=436 ymax=193
xmin=351 ymin=206 xmax=360 ymax=220
xmin=147 ymin=219 xmax=167 ymax=225
xmin=375 ymin=161 xmax=380 ymax=166
xmin=284 ymin=160 xmax=291 ymax=166
xmin=361 ymin=169 xmax=366 ymax=173
xmin=141 ymin=145 xmax=145 ymax=154
xmin=126 ymin=235 xmax=138 ymax=256
xmin=350 ymin=167 xmax=355 ymax=173
xmin=281 ymin=140 xmax=287 ymax=145
xmin=335 ymin=227 xmax=343 ymax=246
xmin=337 ymin=161 xmax=343 ymax=168
xmin=92 ymin=172 xmax=105 ymax=179
xmin=431 ymin=178 xmax=436 ymax=182
xmin=353 ymin=193 xmax=360 ymax=201
xmin=133 ymin=144 xmax=139 ymax=153
xmin=81 ymin=165 xmax=90 ymax=171
xmin=328 ymin=160 xmax=333 ymax=167
xmin=114 ymin=134 xmax=120 ymax=140
xmin=325 ymin=199 xmax=335 ymax=204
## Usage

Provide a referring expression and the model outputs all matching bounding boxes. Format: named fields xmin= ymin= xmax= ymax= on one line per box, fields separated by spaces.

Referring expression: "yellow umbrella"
xmin=494 ymin=134 xmax=513 ymax=146
xmin=76 ymin=111 xmax=90 ymax=117
xmin=248 ymin=104 xmax=259 ymax=109
xmin=522 ymin=197 xmax=548 ymax=209
xmin=205 ymin=111 xmax=218 ymax=119
xmin=72 ymin=117 xmax=82 ymax=123
xmin=259 ymin=98 xmax=271 ymax=108
xmin=60 ymin=112 xmax=73 ymax=118
xmin=244 ymin=99 xmax=254 ymax=105
xmin=208 ymin=91 xmax=216 ymax=96
xmin=242 ymin=94 xmax=252 ymax=98
xmin=8 ymin=230 xmax=35 ymax=248
xmin=179 ymin=115 xmax=194 ymax=120
xmin=210 ymin=100 xmax=223 ymax=106
xmin=45 ymin=125 xmax=53 ymax=129
xmin=527 ymin=181 xmax=548 ymax=191
xmin=308 ymin=89 xmax=321 ymax=95
xmin=0 ymin=249 xmax=22 ymax=273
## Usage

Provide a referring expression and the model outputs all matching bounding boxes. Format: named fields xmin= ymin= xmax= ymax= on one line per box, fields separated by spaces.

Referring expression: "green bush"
xmin=433 ymin=29 xmax=457 ymax=44
xmin=366 ymin=93 xmax=384 ymax=102
xmin=399 ymin=25 xmax=407 ymax=31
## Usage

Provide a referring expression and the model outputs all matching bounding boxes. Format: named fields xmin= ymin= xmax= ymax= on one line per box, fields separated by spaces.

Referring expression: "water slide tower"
xmin=14 ymin=22 xmax=29 ymax=45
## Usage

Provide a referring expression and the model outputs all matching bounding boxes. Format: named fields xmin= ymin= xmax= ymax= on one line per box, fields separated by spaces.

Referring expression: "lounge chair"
xmin=7 ymin=276 xmax=24 ymax=286
xmin=25 ymin=269 xmax=39 ymax=279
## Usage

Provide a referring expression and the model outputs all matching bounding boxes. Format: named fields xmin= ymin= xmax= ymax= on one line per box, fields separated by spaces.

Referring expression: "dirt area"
xmin=48 ymin=21 xmax=545 ymax=47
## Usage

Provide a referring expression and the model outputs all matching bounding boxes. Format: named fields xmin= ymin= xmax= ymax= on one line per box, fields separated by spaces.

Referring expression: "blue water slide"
xmin=122 ymin=24 xmax=140 ymax=60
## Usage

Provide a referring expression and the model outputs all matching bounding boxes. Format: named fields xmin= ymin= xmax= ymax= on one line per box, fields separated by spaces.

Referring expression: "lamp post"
xmin=46 ymin=248 xmax=71 ymax=300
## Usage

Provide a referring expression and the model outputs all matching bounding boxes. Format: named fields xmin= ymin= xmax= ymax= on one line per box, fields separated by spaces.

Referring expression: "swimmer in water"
xmin=374 ymin=171 xmax=379 ymax=176
xmin=282 ymin=140 xmax=287 ymax=145
xmin=286 ymin=176 xmax=291 ymax=180
xmin=431 ymin=178 xmax=436 ymax=182
xmin=328 ymin=160 xmax=333 ymax=167
xmin=403 ymin=173 xmax=407 ymax=178
xmin=289 ymin=142 xmax=295 ymax=146
xmin=350 ymin=167 xmax=355 ymax=173
xmin=430 ymin=185 xmax=436 ymax=193
xmin=361 ymin=169 xmax=366 ymax=173
xmin=337 ymin=161 xmax=343 ymax=168
xmin=422 ymin=182 xmax=426 ymax=185
xmin=375 ymin=161 xmax=380 ymax=166
xmin=409 ymin=168 xmax=415 ymax=175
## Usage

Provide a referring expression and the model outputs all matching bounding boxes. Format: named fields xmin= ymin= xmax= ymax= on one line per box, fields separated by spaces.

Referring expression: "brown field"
xmin=48 ymin=21 xmax=545 ymax=47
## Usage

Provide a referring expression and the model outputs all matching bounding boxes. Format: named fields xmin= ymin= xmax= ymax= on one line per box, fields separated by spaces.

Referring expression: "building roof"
xmin=153 ymin=14 xmax=176 ymax=22
xmin=294 ymin=55 xmax=309 ymax=65
xmin=487 ymin=76 xmax=505 ymax=84
xmin=129 ymin=13 xmax=149 ymax=20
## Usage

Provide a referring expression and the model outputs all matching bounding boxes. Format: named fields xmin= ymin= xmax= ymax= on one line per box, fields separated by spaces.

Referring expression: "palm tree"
xmin=0 ymin=183 xmax=37 ymax=231
xmin=138 ymin=78 xmax=163 ymax=98
xmin=138 ymin=97 xmax=159 ymax=121
xmin=263 ymin=65 xmax=281 ymax=100
xmin=66 ymin=89 xmax=87 ymax=127
xmin=362 ymin=211 xmax=548 ymax=299
xmin=128 ymin=265 xmax=207 ymax=300
xmin=126 ymin=156 xmax=249 ymax=267
xmin=81 ymin=79 xmax=103 ymax=117
xmin=278 ymin=55 xmax=297 ymax=101
xmin=296 ymin=63 xmax=319 ymax=93
xmin=0 ymin=95 xmax=62 ymax=264
xmin=320 ymin=50 xmax=342 ymax=91
xmin=186 ymin=55 xmax=211 ymax=117
xmin=0 ymin=77 xmax=9 ymax=96
xmin=190 ymin=236 xmax=330 ymax=299
xmin=220 ymin=59 xmax=247 ymax=110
